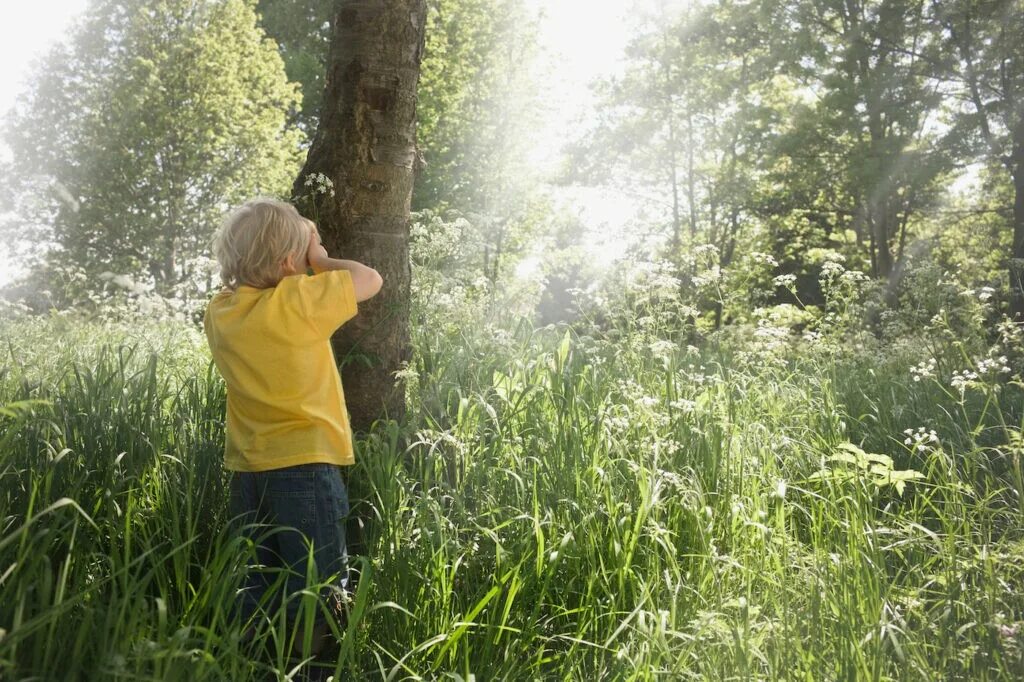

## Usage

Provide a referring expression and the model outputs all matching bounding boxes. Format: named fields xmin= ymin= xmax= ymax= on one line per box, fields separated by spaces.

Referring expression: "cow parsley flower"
xmin=950 ymin=369 xmax=979 ymax=394
xmin=751 ymin=252 xmax=779 ymax=267
xmin=910 ymin=358 xmax=937 ymax=382
xmin=976 ymin=355 xmax=1012 ymax=377
xmin=903 ymin=427 xmax=939 ymax=448
xmin=773 ymin=274 xmax=797 ymax=288
xmin=303 ymin=172 xmax=336 ymax=197
xmin=819 ymin=260 xmax=845 ymax=281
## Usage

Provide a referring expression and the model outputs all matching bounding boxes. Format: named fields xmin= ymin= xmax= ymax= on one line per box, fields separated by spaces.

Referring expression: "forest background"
xmin=0 ymin=0 xmax=1023 ymax=679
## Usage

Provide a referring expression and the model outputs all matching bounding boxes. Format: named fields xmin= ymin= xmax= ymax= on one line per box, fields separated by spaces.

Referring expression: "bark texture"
xmin=293 ymin=0 xmax=427 ymax=431
xmin=1012 ymin=123 xmax=1024 ymax=319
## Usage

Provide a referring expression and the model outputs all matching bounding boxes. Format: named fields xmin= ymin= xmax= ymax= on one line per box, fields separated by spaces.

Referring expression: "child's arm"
xmin=307 ymin=229 xmax=383 ymax=303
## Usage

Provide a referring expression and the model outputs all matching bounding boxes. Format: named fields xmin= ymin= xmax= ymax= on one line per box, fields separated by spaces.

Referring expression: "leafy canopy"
xmin=2 ymin=0 xmax=305 ymax=302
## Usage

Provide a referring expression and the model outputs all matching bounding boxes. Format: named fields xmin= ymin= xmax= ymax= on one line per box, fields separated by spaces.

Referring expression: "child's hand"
xmin=307 ymin=223 xmax=329 ymax=271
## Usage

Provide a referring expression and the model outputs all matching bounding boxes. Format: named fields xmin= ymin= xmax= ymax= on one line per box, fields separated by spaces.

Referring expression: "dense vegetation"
xmin=2 ymin=248 xmax=1023 ymax=679
xmin=1 ymin=0 xmax=1023 ymax=679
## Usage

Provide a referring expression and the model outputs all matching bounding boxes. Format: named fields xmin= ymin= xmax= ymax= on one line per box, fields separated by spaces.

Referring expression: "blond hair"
xmin=212 ymin=198 xmax=312 ymax=290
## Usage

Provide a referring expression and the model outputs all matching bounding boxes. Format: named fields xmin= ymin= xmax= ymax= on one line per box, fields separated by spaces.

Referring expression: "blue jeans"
xmin=228 ymin=463 xmax=350 ymax=629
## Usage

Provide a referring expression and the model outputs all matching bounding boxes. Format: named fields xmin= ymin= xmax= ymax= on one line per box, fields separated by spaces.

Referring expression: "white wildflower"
xmin=802 ymin=330 xmax=822 ymax=343
xmin=819 ymin=260 xmax=845 ymax=281
xmin=669 ymin=398 xmax=696 ymax=413
xmin=950 ymin=369 xmax=979 ymax=394
xmin=774 ymin=480 xmax=787 ymax=499
xmin=773 ymin=274 xmax=797 ymax=288
xmin=977 ymin=355 xmax=1012 ymax=377
xmin=903 ymin=427 xmax=939 ymax=449
xmin=910 ymin=358 xmax=937 ymax=382
xmin=692 ymin=265 xmax=722 ymax=287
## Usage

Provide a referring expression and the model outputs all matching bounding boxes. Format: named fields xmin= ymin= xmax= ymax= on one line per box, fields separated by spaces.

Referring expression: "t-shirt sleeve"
xmin=295 ymin=270 xmax=359 ymax=339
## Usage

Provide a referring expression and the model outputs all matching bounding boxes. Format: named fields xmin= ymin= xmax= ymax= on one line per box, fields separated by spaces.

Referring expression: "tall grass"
xmin=1 ymin=308 xmax=1022 ymax=680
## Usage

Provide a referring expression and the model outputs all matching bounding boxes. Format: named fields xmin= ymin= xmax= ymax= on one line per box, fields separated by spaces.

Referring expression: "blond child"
xmin=203 ymin=197 xmax=382 ymax=657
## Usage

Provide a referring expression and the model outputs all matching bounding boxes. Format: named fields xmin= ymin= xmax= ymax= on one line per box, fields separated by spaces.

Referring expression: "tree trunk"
xmin=292 ymin=0 xmax=427 ymax=432
xmin=686 ymin=109 xmax=697 ymax=239
xmin=667 ymin=111 xmax=681 ymax=260
xmin=1011 ymin=119 xmax=1024 ymax=319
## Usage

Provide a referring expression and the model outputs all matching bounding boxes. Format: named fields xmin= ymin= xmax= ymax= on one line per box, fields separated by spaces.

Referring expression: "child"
xmin=203 ymin=197 xmax=383 ymax=657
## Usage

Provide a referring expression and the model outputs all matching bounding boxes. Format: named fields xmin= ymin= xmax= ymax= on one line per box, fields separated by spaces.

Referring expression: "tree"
xmin=292 ymin=0 xmax=428 ymax=431
xmin=785 ymin=0 xmax=950 ymax=280
xmin=255 ymin=0 xmax=334 ymax=137
xmin=566 ymin=0 xmax=785 ymax=317
xmin=564 ymin=1 xmax=704 ymax=268
xmin=934 ymin=0 xmax=1024 ymax=318
xmin=257 ymin=0 xmax=543 ymax=291
xmin=2 ymin=0 xmax=304 ymax=302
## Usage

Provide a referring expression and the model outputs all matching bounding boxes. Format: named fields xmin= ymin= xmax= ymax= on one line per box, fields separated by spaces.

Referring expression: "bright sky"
xmin=0 ymin=0 xmax=638 ymax=287
xmin=0 ymin=3 xmax=89 ymax=117
xmin=523 ymin=0 xmax=640 ymax=268
xmin=0 ymin=2 xmax=89 ymax=285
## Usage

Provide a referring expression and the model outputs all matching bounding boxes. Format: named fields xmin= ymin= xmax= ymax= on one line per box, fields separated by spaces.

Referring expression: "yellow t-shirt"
xmin=203 ymin=269 xmax=358 ymax=472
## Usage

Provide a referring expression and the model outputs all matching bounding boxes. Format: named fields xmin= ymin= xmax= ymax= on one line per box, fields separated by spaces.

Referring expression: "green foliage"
xmin=568 ymin=0 xmax=1020 ymax=324
xmin=254 ymin=0 xmax=334 ymax=136
xmin=1 ymin=0 xmax=305 ymax=303
xmin=2 ymin=0 xmax=1024 ymax=675
xmin=2 ymin=269 xmax=1023 ymax=677
xmin=809 ymin=442 xmax=925 ymax=496
xmin=414 ymin=0 xmax=541 ymax=214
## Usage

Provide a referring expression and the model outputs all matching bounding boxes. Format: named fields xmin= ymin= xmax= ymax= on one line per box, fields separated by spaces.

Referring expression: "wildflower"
xmin=950 ymin=369 xmax=978 ymax=394
xmin=392 ymin=362 xmax=419 ymax=382
xmin=772 ymin=274 xmax=797 ymax=288
xmin=303 ymin=172 xmax=336 ymax=197
xmin=774 ymin=480 xmax=787 ymax=499
xmin=976 ymin=355 xmax=1012 ymax=377
xmin=669 ymin=398 xmax=696 ymax=413
xmin=910 ymin=358 xmax=937 ymax=382
xmin=819 ymin=260 xmax=845 ymax=281
xmin=692 ymin=265 xmax=722 ymax=287
xmin=903 ymin=427 xmax=939 ymax=449
xmin=802 ymin=330 xmax=822 ymax=343
xmin=840 ymin=270 xmax=868 ymax=285
xmin=996 ymin=318 xmax=1023 ymax=348
xmin=998 ymin=622 xmax=1020 ymax=640
xmin=978 ymin=286 xmax=995 ymax=302
xmin=648 ymin=339 xmax=675 ymax=360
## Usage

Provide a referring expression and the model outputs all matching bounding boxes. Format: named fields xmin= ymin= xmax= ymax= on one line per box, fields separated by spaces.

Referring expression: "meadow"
xmin=1 ymin=263 xmax=1023 ymax=681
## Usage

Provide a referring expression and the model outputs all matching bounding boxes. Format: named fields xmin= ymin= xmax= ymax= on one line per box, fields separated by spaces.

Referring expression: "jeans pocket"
xmin=263 ymin=473 xmax=317 ymax=538
xmin=330 ymin=468 xmax=350 ymax=520
xmin=228 ymin=473 xmax=259 ymax=531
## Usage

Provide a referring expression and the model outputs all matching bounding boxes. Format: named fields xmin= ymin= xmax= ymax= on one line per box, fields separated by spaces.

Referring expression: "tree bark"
xmin=292 ymin=0 xmax=427 ymax=431
xmin=1011 ymin=116 xmax=1024 ymax=319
